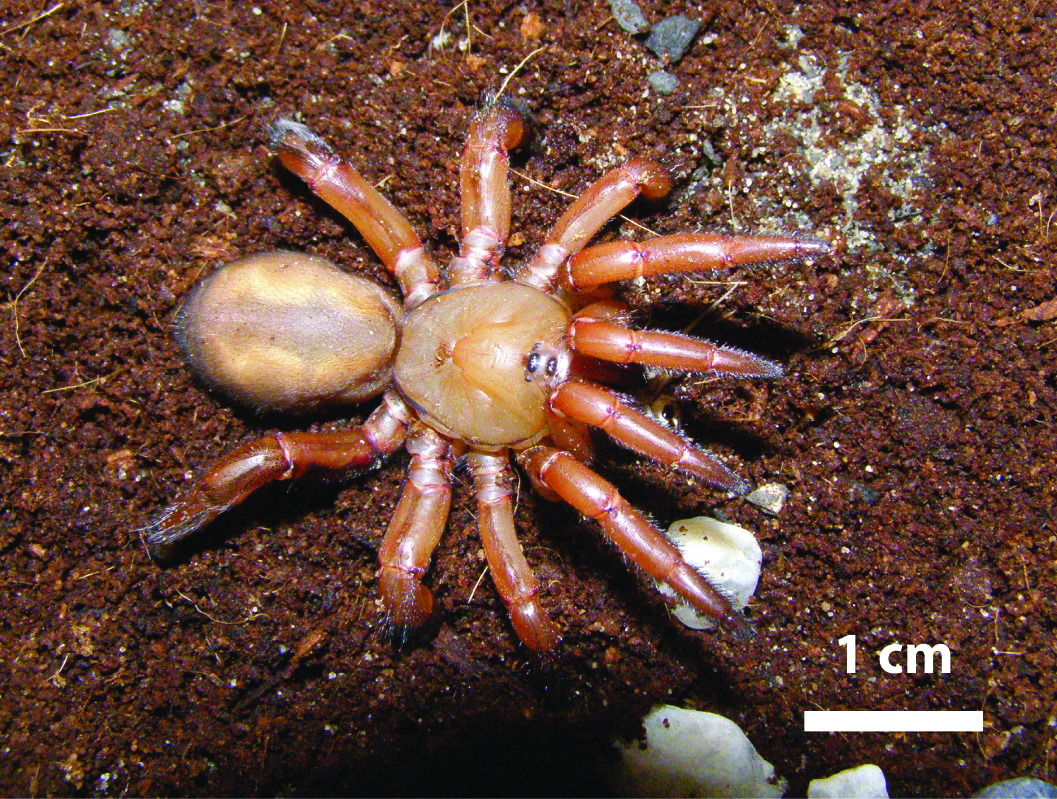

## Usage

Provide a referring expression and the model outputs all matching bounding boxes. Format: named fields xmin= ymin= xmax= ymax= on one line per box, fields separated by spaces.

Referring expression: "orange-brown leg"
xmin=515 ymin=159 xmax=672 ymax=292
xmin=377 ymin=425 xmax=458 ymax=628
xmin=564 ymin=233 xmax=831 ymax=291
xmin=569 ymin=318 xmax=782 ymax=378
xmin=271 ymin=120 xmax=441 ymax=307
xmin=144 ymin=392 xmax=411 ymax=555
xmin=549 ymin=381 xmax=748 ymax=493
xmin=518 ymin=447 xmax=749 ymax=636
xmin=572 ymin=299 xmax=633 ymax=323
xmin=469 ymin=452 xmax=561 ymax=652
xmin=451 ymin=103 xmax=529 ymax=284
xmin=566 ymin=300 xmax=638 ymax=388
xmin=545 ymin=411 xmax=595 ymax=466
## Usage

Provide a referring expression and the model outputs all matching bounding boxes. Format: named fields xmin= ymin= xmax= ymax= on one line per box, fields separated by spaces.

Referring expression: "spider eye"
xmin=545 ymin=357 xmax=558 ymax=376
xmin=524 ymin=351 xmax=542 ymax=382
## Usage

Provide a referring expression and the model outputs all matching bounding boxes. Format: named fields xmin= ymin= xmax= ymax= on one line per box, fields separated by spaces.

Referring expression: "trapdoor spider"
xmin=145 ymin=101 xmax=829 ymax=651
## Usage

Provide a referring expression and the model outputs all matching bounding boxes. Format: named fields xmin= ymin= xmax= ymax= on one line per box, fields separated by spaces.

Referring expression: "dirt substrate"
xmin=2 ymin=1 xmax=1055 ymax=796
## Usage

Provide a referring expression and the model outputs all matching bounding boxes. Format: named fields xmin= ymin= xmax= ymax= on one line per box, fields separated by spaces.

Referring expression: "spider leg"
xmin=565 ymin=233 xmax=831 ymax=291
xmin=271 ymin=119 xmax=441 ymax=308
xmin=518 ymin=447 xmax=749 ymax=635
xmin=378 ymin=425 xmax=457 ymax=628
xmin=549 ymin=380 xmax=748 ymax=493
xmin=566 ymin=300 xmax=641 ymax=387
xmin=450 ymin=103 xmax=530 ymax=285
xmin=469 ymin=452 xmax=561 ymax=652
xmin=572 ymin=299 xmax=633 ymax=323
xmin=143 ymin=392 xmax=410 ymax=556
xmin=515 ymin=159 xmax=672 ymax=292
xmin=570 ymin=318 xmax=783 ymax=378
xmin=545 ymin=411 xmax=595 ymax=465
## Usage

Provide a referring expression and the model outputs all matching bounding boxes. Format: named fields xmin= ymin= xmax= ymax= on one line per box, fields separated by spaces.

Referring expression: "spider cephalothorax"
xmin=145 ymin=101 xmax=829 ymax=651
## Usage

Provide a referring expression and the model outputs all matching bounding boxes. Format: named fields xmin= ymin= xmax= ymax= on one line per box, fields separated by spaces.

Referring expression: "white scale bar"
xmin=805 ymin=710 xmax=983 ymax=732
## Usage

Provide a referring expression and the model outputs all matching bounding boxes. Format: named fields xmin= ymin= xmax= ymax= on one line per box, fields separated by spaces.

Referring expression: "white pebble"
xmin=611 ymin=705 xmax=786 ymax=797
xmin=746 ymin=482 xmax=789 ymax=515
xmin=808 ymin=764 xmax=889 ymax=799
xmin=658 ymin=517 xmax=761 ymax=630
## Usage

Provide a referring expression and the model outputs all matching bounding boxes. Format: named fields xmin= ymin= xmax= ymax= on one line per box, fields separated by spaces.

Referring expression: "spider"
xmin=145 ymin=100 xmax=829 ymax=652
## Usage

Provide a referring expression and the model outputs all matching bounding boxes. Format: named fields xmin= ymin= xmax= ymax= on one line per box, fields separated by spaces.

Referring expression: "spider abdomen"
xmin=176 ymin=251 xmax=403 ymax=412
xmin=394 ymin=282 xmax=571 ymax=449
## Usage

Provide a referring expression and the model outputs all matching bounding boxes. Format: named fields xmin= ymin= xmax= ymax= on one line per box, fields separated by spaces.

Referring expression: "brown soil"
xmin=2 ymin=1 xmax=1054 ymax=796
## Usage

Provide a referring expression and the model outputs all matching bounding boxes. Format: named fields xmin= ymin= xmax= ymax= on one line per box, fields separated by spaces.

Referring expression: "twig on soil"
xmin=686 ymin=278 xmax=748 ymax=289
xmin=467 ymin=566 xmax=489 ymax=603
xmin=432 ymin=1 xmax=472 ymax=56
xmin=42 ymin=653 xmax=70 ymax=688
xmin=268 ymin=21 xmax=287 ymax=63
xmin=314 ymin=31 xmax=354 ymax=51
xmin=74 ymin=566 xmax=118 ymax=580
xmin=992 ymin=609 xmax=1026 ymax=656
xmin=42 ymin=370 xmax=124 ymax=393
xmin=512 ymin=467 xmax=522 ymax=515
xmin=494 ymin=44 xmax=545 ymax=100
xmin=0 ymin=2 xmax=63 ymax=37
xmin=825 ymin=315 xmax=909 ymax=346
xmin=64 ymin=107 xmax=118 ymax=120
xmin=509 ymin=167 xmax=577 ymax=200
xmin=691 ymin=281 xmax=746 ymax=314
xmin=10 ymin=261 xmax=46 ymax=358
xmin=169 ymin=114 xmax=248 ymax=140
xmin=173 ymin=588 xmax=270 ymax=626
xmin=509 ymin=167 xmax=660 ymax=237
xmin=14 ymin=126 xmax=84 ymax=136
xmin=992 ymin=254 xmax=1023 ymax=272
xmin=1029 ymin=192 xmax=1056 ymax=243
xmin=726 ymin=178 xmax=739 ymax=231
xmin=936 ymin=234 xmax=951 ymax=288
xmin=740 ymin=17 xmax=771 ymax=58
xmin=463 ymin=0 xmax=472 ymax=54
xmin=1041 ymin=204 xmax=1056 ymax=244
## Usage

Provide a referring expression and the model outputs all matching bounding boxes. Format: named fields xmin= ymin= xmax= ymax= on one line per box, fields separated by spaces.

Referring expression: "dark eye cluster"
xmin=525 ymin=350 xmax=540 ymax=379
xmin=525 ymin=345 xmax=557 ymax=382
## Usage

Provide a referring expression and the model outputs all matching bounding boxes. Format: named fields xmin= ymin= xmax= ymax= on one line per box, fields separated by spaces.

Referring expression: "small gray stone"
xmin=107 ymin=28 xmax=132 ymax=55
xmin=972 ymin=779 xmax=1057 ymax=799
xmin=850 ymin=480 xmax=879 ymax=504
xmin=647 ymin=70 xmax=678 ymax=96
xmin=608 ymin=0 xmax=650 ymax=35
xmin=646 ymin=15 xmax=701 ymax=64
xmin=745 ymin=483 xmax=789 ymax=516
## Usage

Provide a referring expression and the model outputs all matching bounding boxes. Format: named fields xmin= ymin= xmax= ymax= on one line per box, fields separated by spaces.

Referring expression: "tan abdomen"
xmin=394 ymin=282 xmax=571 ymax=449
xmin=176 ymin=251 xmax=402 ymax=412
